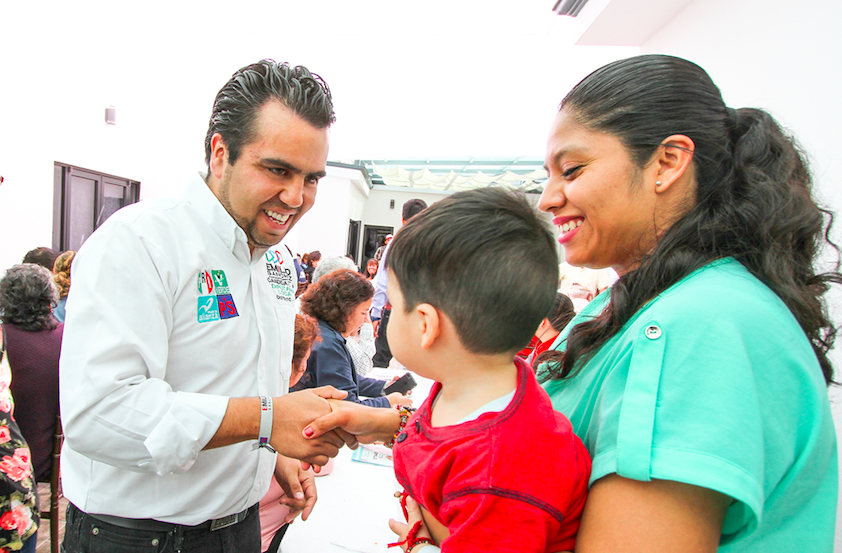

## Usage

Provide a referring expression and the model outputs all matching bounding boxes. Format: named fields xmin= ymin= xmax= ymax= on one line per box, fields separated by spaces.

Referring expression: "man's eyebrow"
xmin=263 ymin=158 xmax=301 ymax=172
xmin=262 ymin=158 xmax=326 ymax=179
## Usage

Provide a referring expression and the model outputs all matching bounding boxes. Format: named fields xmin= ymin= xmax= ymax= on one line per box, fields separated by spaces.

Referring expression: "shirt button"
xmin=397 ymin=432 xmax=408 ymax=443
xmin=645 ymin=325 xmax=662 ymax=339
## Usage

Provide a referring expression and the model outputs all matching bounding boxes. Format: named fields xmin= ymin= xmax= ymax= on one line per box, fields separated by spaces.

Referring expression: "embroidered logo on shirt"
xmin=264 ymin=250 xmax=296 ymax=303
xmin=217 ymin=293 xmax=238 ymax=319
xmin=197 ymin=269 xmax=239 ymax=323
xmin=197 ymin=295 xmax=220 ymax=323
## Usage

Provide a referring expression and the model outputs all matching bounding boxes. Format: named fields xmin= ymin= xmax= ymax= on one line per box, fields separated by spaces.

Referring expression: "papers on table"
xmin=351 ymin=444 xmax=394 ymax=467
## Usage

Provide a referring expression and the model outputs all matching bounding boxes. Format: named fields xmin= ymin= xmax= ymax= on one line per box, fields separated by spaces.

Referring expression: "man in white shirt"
xmin=60 ymin=60 xmax=347 ymax=553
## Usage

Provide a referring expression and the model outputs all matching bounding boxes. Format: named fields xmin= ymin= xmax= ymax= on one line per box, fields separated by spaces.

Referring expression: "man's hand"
xmin=372 ymin=319 xmax=381 ymax=336
xmin=270 ymin=388 xmax=349 ymax=466
xmin=303 ymin=399 xmax=401 ymax=446
xmin=274 ymin=455 xmax=317 ymax=522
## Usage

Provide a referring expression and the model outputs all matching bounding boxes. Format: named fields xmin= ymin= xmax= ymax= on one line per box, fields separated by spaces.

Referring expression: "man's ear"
xmin=416 ymin=303 xmax=441 ymax=350
xmin=208 ymin=133 xmax=228 ymax=180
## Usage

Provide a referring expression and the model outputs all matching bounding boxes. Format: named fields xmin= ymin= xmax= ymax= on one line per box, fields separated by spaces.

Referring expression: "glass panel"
xmin=99 ymin=183 xmax=127 ymax=226
xmin=68 ymin=175 xmax=96 ymax=251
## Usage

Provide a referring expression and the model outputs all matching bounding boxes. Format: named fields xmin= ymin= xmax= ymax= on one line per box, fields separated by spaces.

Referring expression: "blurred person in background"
xmin=52 ymin=250 xmax=76 ymax=323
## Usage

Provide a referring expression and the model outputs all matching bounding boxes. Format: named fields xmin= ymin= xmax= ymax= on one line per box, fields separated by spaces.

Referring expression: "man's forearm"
xmin=204 ymin=397 xmax=260 ymax=450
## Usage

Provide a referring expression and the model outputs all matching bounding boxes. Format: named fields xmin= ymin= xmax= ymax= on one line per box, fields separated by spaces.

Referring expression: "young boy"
xmin=384 ymin=188 xmax=591 ymax=552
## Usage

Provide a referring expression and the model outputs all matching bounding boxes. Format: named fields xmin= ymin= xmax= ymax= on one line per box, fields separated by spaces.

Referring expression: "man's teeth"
xmin=561 ymin=220 xmax=583 ymax=233
xmin=266 ymin=210 xmax=291 ymax=224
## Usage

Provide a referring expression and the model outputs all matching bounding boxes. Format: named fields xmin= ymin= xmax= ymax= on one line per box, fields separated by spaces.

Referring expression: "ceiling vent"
xmin=552 ymin=0 xmax=589 ymax=16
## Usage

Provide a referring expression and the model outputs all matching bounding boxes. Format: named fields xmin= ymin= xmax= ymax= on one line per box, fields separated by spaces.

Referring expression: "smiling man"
xmin=59 ymin=60 xmax=344 ymax=553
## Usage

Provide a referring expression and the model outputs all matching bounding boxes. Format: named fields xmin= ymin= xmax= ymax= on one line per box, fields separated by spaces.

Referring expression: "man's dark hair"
xmin=204 ymin=59 xmax=336 ymax=167
xmin=402 ymin=199 xmax=428 ymax=222
xmin=22 ymin=247 xmax=60 ymax=271
xmin=387 ymin=188 xmax=558 ymax=355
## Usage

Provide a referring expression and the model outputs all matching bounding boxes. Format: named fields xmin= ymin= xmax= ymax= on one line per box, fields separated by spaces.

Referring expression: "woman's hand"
xmin=273 ymin=455 xmax=317 ymax=522
xmin=389 ymin=495 xmax=434 ymax=552
xmin=386 ymin=392 xmax=413 ymax=407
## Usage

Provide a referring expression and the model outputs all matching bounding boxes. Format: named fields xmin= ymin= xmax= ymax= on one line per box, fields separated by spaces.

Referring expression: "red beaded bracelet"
xmin=386 ymin=405 xmax=413 ymax=449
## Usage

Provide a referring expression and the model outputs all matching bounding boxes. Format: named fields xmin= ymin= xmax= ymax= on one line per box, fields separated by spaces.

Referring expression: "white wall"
xmin=640 ymin=0 xmax=842 ymax=548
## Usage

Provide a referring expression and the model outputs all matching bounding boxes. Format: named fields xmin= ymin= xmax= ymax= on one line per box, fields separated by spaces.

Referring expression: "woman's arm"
xmin=575 ymin=474 xmax=730 ymax=553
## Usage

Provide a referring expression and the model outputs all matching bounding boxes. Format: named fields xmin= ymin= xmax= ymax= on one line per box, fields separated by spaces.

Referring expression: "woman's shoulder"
xmin=645 ymin=259 xmax=793 ymax=327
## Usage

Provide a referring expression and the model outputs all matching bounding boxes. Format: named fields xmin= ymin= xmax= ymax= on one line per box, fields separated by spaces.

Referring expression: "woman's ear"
xmin=416 ymin=303 xmax=441 ymax=350
xmin=652 ymin=134 xmax=695 ymax=194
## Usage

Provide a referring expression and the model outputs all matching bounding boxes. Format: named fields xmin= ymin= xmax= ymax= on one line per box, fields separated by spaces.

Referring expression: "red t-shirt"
xmin=393 ymin=357 xmax=591 ymax=552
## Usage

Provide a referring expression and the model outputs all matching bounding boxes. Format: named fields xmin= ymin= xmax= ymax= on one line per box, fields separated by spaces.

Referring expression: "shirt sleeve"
xmin=60 ymin=219 xmax=229 ymax=476
xmin=586 ymin=289 xmax=806 ymax=540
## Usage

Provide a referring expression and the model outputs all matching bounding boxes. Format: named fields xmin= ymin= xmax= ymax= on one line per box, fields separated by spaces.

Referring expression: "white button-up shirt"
xmin=60 ymin=174 xmax=297 ymax=524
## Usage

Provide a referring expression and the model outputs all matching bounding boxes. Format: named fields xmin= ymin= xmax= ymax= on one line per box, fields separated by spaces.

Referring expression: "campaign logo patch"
xmin=265 ymin=250 xmax=285 ymax=265
xmin=211 ymin=270 xmax=231 ymax=294
xmin=217 ymin=294 xmax=239 ymax=319
xmin=197 ymin=295 xmax=220 ymax=323
xmin=197 ymin=269 xmax=238 ymax=323
xmin=197 ymin=270 xmax=214 ymax=295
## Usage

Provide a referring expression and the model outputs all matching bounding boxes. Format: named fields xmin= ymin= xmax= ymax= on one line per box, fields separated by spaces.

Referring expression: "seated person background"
xmin=259 ymin=313 xmax=321 ymax=553
xmin=293 ymin=269 xmax=411 ymax=408
xmin=0 ymin=263 xmax=62 ymax=483
xmin=516 ymin=292 xmax=575 ymax=364
xmin=384 ymin=188 xmax=591 ymax=552
xmin=310 ymin=256 xmax=377 ymax=376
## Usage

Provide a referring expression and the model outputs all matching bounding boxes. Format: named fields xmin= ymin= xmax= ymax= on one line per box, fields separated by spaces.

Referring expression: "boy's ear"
xmin=416 ymin=303 xmax=441 ymax=349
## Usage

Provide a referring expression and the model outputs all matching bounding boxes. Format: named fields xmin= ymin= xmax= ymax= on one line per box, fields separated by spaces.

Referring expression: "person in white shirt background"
xmin=59 ymin=59 xmax=350 ymax=553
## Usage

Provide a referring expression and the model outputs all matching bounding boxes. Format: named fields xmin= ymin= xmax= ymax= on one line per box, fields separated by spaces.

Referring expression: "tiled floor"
xmin=35 ymin=483 xmax=68 ymax=553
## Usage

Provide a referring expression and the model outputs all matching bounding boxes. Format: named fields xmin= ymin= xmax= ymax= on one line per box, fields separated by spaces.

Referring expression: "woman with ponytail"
xmin=536 ymin=54 xmax=839 ymax=552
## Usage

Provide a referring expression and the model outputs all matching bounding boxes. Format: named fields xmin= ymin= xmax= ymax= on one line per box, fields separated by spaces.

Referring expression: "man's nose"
xmin=279 ymin=179 xmax=304 ymax=208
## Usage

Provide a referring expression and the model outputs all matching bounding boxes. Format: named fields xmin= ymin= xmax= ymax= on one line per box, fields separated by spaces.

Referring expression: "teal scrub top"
xmin=541 ymin=259 xmax=837 ymax=552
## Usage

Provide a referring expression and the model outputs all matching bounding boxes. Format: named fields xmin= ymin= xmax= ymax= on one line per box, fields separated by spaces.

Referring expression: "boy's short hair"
xmin=387 ymin=188 xmax=559 ymax=354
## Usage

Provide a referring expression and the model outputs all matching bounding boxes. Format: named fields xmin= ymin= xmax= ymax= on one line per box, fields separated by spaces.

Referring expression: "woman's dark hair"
xmin=204 ymin=59 xmax=335 ymax=167
xmin=547 ymin=293 xmax=576 ymax=333
xmin=0 ymin=264 xmax=59 ymax=331
xmin=300 ymin=269 xmax=373 ymax=334
xmin=309 ymin=251 xmax=322 ymax=263
xmin=539 ymin=54 xmax=841 ymax=385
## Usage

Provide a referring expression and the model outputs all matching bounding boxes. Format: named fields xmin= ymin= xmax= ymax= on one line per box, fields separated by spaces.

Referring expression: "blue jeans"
xmin=61 ymin=503 xmax=260 ymax=553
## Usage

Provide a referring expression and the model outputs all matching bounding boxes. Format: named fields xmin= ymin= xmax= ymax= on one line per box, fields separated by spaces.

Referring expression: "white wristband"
xmin=254 ymin=396 xmax=276 ymax=453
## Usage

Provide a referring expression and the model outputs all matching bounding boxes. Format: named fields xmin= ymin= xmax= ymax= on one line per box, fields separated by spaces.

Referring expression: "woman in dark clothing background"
xmin=0 ymin=263 xmax=62 ymax=483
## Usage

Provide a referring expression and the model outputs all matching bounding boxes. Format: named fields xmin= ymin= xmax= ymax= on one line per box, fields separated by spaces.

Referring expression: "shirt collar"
xmin=183 ymin=173 xmax=270 ymax=263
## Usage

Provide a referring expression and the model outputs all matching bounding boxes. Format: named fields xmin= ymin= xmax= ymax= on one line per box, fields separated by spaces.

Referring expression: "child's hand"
xmin=389 ymin=495 xmax=434 ymax=551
